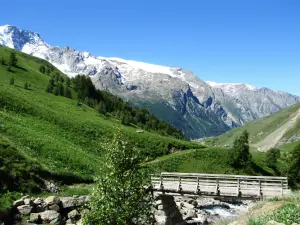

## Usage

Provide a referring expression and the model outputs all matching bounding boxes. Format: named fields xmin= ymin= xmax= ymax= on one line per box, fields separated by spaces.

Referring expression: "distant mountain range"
xmin=1 ymin=24 xmax=299 ymax=139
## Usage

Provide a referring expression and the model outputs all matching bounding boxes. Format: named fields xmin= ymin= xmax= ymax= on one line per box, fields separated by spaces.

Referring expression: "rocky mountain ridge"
xmin=1 ymin=24 xmax=299 ymax=138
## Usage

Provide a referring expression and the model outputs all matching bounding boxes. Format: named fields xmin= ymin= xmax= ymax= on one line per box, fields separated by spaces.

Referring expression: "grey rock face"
xmin=1 ymin=25 xmax=299 ymax=138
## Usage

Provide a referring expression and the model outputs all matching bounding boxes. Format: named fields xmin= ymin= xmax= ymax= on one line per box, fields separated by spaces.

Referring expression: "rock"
xmin=36 ymin=204 xmax=46 ymax=213
xmin=155 ymin=200 xmax=162 ymax=205
xmin=13 ymin=213 xmax=21 ymax=221
xmin=45 ymin=196 xmax=60 ymax=206
xmin=76 ymin=219 xmax=83 ymax=225
xmin=29 ymin=213 xmax=41 ymax=223
xmin=21 ymin=195 xmax=30 ymax=200
xmin=68 ymin=209 xmax=80 ymax=220
xmin=13 ymin=199 xmax=25 ymax=207
xmin=49 ymin=218 xmax=61 ymax=224
xmin=66 ymin=219 xmax=73 ymax=224
xmin=60 ymin=197 xmax=76 ymax=209
xmin=17 ymin=205 xmax=33 ymax=215
xmin=45 ymin=181 xmax=61 ymax=193
xmin=182 ymin=202 xmax=195 ymax=209
xmin=75 ymin=196 xmax=87 ymax=207
xmin=154 ymin=215 xmax=168 ymax=225
xmin=24 ymin=198 xmax=34 ymax=206
xmin=40 ymin=210 xmax=61 ymax=222
xmin=48 ymin=204 xmax=60 ymax=212
xmin=157 ymin=205 xmax=164 ymax=210
xmin=80 ymin=209 xmax=89 ymax=217
xmin=182 ymin=209 xmax=197 ymax=220
xmin=33 ymin=198 xmax=43 ymax=205
xmin=267 ymin=221 xmax=285 ymax=225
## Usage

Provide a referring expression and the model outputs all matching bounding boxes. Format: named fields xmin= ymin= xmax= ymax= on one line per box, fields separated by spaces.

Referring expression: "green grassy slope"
xmin=204 ymin=103 xmax=300 ymax=151
xmin=0 ymin=46 xmax=202 ymax=193
xmin=146 ymin=147 xmax=273 ymax=176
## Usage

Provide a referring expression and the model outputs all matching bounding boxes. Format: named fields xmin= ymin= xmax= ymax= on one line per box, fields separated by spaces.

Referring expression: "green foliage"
xmin=65 ymin=86 xmax=72 ymax=98
xmin=147 ymin=147 xmax=272 ymax=176
xmin=228 ymin=130 xmax=252 ymax=168
xmin=0 ymin=45 xmax=199 ymax=193
xmin=83 ymin=128 xmax=153 ymax=225
xmin=249 ymin=203 xmax=300 ymax=225
xmin=24 ymin=81 xmax=29 ymax=90
xmin=288 ymin=144 xmax=300 ymax=188
xmin=1 ymin=57 xmax=6 ymax=65
xmin=266 ymin=148 xmax=280 ymax=170
xmin=39 ymin=65 xmax=46 ymax=74
xmin=72 ymin=75 xmax=184 ymax=139
xmin=9 ymin=52 xmax=17 ymax=67
xmin=9 ymin=77 xmax=14 ymax=85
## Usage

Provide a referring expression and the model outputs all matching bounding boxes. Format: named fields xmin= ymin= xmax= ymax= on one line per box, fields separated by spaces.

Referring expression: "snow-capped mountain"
xmin=1 ymin=24 xmax=299 ymax=139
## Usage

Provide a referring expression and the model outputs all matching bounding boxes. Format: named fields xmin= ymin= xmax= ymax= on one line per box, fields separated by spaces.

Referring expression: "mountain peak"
xmin=0 ymin=25 xmax=42 ymax=51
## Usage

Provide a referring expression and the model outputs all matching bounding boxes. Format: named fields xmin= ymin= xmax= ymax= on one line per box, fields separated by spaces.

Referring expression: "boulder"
xmin=24 ymin=198 xmax=34 ymax=206
xmin=13 ymin=199 xmax=25 ymax=207
xmin=36 ymin=204 xmax=46 ymax=213
xmin=40 ymin=210 xmax=61 ymax=222
xmin=33 ymin=198 xmax=43 ymax=205
xmin=182 ymin=202 xmax=195 ymax=209
xmin=60 ymin=197 xmax=76 ymax=209
xmin=68 ymin=209 xmax=80 ymax=220
xmin=29 ymin=213 xmax=41 ymax=223
xmin=48 ymin=204 xmax=60 ymax=212
xmin=45 ymin=196 xmax=60 ymax=206
xmin=17 ymin=205 xmax=33 ymax=215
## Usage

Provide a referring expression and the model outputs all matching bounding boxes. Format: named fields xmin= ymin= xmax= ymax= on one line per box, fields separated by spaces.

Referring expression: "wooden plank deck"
xmin=150 ymin=172 xmax=290 ymax=199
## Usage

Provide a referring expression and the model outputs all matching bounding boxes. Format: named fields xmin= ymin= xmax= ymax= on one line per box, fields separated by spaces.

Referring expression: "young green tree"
xmin=65 ymin=86 xmax=72 ymax=98
xmin=46 ymin=78 xmax=55 ymax=93
xmin=9 ymin=52 xmax=17 ymax=67
xmin=266 ymin=148 xmax=280 ymax=170
xmin=9 ymin=77 xmax=14 ymax=85
xmin=83 ymin=127 xmax=153 ymax=225
xmin=39 ymin=65 xmax=46 ymax=74
xmin=66 ymin=77 xmax=71 ymax=87
xmin=288 ymin=144 xmax=300 ymax=188
xmin=24 ymin=82 xmax=29 ymax=90
xmin=58 ymin=83 xmax=65 ymax=96
xmin=1 ymin=57 xmax=6 ymax=65
xmin=228 ymin=130 xmax=252 ymax=168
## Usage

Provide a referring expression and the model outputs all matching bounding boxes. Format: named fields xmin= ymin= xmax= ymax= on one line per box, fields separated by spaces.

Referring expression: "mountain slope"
xmin=1 ymin=24 xmax=299 ymax=139
xmin=204 ymin=103 xmax=300 ymax=151
xmin=0 ymin=45 xmax=201 ymax=193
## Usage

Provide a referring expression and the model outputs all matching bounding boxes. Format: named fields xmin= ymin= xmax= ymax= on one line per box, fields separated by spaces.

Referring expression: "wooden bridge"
xmin=150 ymin=172 xmax=290 ymax=199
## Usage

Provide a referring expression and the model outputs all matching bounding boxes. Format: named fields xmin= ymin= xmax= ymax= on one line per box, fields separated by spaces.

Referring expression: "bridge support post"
xmin=281 ymin=180 xmax=284 ymax=196
xmin=195 ymin=177 xmax=201 ymax=194
xmin=259 ymin=180 xmax=263 ymax=200
xmin=177 ymin=176 xmax=182 ymax=192
xmin=216 ymin=179 xmax=220 ymax=196
xmin=160 ymin=174 xmax=164 ymax=190
xmin=237 ymin=178 xmax=242 ymax=198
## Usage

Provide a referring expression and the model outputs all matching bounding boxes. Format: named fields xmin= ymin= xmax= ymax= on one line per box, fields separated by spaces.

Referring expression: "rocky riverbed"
xmin=0 ymin=194 xmax=251 ymax=225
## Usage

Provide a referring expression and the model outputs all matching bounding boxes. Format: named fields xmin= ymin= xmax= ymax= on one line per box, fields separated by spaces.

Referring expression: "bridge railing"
xmin=150 ymin=172 xmax=289 ymax=199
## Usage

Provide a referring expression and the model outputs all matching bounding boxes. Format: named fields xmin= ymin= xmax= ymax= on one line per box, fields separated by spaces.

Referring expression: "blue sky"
xmin=1 ymin=0 xmax=300 ymax=95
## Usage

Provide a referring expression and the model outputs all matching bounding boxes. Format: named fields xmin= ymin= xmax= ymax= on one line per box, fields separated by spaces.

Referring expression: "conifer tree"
xmin=9 ymin=52 xmax=17 ymax=67
xmin=9 ymin=77 xmax=14 ymax=85
xmin=228 ymin=130 xmax=252 ymax=168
